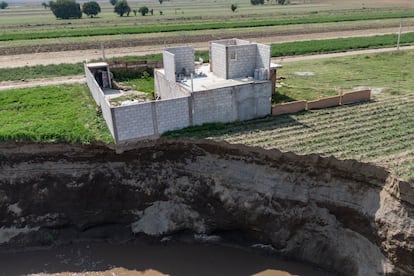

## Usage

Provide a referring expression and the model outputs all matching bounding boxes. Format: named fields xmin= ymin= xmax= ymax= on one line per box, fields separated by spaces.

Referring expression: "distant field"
xmin=2 ymin=10 xmax=413 ymax=41
xmin=0 ymin=84 xmax=113 ymax=143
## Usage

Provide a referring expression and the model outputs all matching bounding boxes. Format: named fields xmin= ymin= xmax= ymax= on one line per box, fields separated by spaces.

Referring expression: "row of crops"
xmin=165 ymin=93 xmax=414 ymax=181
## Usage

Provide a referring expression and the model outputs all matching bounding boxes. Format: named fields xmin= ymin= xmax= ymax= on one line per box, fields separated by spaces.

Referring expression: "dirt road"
xmin=2 ymin=45 xmax=414 ymax=91
xmin=2 ymin=25 xmax=414 ymax=69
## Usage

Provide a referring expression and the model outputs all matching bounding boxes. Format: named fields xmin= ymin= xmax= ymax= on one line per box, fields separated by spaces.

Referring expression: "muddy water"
xmin=0 ymin=241 xmax=330 ymax=276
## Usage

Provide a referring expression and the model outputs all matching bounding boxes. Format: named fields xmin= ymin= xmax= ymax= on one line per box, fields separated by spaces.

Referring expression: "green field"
xmin=274 ymin=50 xmax=413 ymax=103
xmin=0 ymin=84 xmax=113 ymax=143
xmin=2 ymin=10 xmax=413 ymax=41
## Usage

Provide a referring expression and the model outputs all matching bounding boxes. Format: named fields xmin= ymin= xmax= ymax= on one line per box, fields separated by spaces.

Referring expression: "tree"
xmin=41 ymin=2 xmax=49 ymax=9
xmin=230 ymin=3 xmax=237 ymax=12
xmin=114 ymin=0 xmax=130 ymax=16
xmin=109 ymin=0 xmax=117 ymax=6
xmin=250 ymin=0 xmax=264 ymax=5
xmin=138 ymin=6 xmax=149 ymax=16
xmin=49 ymin=0 xmax=82 ymax=19
xmin=82 ymin=1 xmax=101 ymax=17
xmin=278 ymin=0 xmax=286 ymax=4
xmin=0 ymin=1 xmax=8 ymax=9
xmin=158 ymin=0 xmax=163 ymax=4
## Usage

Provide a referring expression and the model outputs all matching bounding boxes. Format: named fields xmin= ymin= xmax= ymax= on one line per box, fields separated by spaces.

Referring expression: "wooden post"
xmin=397 ymin=19 xmax=402 ymax=51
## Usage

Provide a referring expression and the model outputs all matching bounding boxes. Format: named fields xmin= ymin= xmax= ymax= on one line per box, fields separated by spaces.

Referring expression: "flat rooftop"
xmin=158 ymin=64 xmax=258 ymax=92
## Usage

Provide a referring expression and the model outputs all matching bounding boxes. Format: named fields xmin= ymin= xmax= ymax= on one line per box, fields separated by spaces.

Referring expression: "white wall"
xmin=85 ymin=64 xmax=115 ymax=138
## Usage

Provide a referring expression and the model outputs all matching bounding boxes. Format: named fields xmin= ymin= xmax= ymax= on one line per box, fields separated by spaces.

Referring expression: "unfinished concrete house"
xmin=155 ymin=38 xmax=278 ymax=126
xmin=85 ymin=39 xmax=279 ymax=143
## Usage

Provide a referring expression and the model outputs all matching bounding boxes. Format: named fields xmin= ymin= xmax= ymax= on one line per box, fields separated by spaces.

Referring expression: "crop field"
xmin=2 ymin=0 xmax=414 ymax=56
xmin=0 ymin=84 xmax=112 ymax=143
xmin=164 ymin=93 xmax=414 ymax=182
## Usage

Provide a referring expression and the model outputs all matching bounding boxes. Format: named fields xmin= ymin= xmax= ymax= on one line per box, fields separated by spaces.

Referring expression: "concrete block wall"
xmin=256 ymin=44 xmax=271 ymax=72
xmin=154 ymin=70 xmax=190 ymax=100
xmin=113 ymin=103 xmax=155 ymax=142
xmin=85 ymin=65 xmax=115 ymax=137
xmin=227 ymin=44 xmax=257 ymax=79
xmin=192 ymin=87 xmax=235 ymax=125
xmin=165 ymin=46 xmax=195 ymax=77
xmin=233 ymin=82 xmax=272 ymax=120
xmin=210 ymin=42 xmax=227 ymax=78
xmin=163 ymin=51 xmax=176 ymax=82
xmin=156 ymin=97 xmax=191 ymax=133
xmin=192 ymin=82 xmax=272 ymax=125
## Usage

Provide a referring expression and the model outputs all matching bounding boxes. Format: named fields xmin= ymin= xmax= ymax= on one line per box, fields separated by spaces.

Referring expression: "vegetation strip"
xmin=2 ymin=12 xmax=414 ymax=41
xmin=0 ymin=84 xmax=113 ymax=143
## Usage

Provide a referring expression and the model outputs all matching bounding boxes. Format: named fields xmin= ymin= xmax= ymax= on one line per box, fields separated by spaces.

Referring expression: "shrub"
xmin=251 ymin=0 xmax=264 ymax=5
xmin=138 ymin=6 xmax=149 ymax=16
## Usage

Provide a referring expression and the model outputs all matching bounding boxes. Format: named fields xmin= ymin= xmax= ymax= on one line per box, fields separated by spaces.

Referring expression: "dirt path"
xmin=2 ymin=25 xmax=414 ymax=69
xmin=2 ymin=45 xmax=414 ymax=91
xmin=0 ymin=75 xmax=85 ymax=91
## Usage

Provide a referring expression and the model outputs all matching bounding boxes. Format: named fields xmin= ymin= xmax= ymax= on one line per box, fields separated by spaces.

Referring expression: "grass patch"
xmin=271 ymin=33 xmax=414 ymax=57
xmin=0 ymin=63 xmax=83 ymax=82
xmin=0 ymin=84 xmax=113 ymax=143
xmin=274 ymin=51 xmax=414 ymax=103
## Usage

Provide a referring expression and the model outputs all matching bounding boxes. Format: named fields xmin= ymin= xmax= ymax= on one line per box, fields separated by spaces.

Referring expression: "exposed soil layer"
xmin=0 ymin=140 xmax=413 ymax=275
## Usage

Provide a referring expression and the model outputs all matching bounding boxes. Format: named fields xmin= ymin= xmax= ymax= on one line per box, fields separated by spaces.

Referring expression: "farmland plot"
xmin=166 ymin=94 xmax=414 ymax=181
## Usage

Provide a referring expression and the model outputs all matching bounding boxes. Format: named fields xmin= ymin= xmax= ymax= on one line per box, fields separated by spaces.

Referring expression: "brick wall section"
xmin=272 ymin=101 xmax=307 ymax=116
xmin=155 ymin=97 xmax=191 ymax=134
xmin=307 ymin=96 xmax=341 ymax=110
xmin=85 ymin=65 xmax=115 ymax=137
xmin=163 ymin=51 xmax=176 ymax=82
xmin=227 ymin=44 xmax=257 ymax=79
xmin=192 ymin=87 xmax=235 ymax=125
xmin=256 ymin=44 xmax=271 ymax=72
xmin=210 ymin=43 xmax=227 ymax=78
xmin=154 ymin=70 xmax=190 ymax=100
xmin=113 ymin=103 xmax=155 ymax=142
xmin=342 ymin=90 xmax=371 ymax=105
xmin=165 ymin=46 xmax=195 ymax=77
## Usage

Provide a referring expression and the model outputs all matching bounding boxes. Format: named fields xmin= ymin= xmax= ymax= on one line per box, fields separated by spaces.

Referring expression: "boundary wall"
xmin=272 ymin=90 xmax=371 ymax=116
xmin=86 ymin=66 xmax=271 ymax=143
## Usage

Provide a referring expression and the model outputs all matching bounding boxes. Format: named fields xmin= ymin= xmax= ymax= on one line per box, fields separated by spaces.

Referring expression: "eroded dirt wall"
xmin=0 ymin=140 xmax=413 ymax=275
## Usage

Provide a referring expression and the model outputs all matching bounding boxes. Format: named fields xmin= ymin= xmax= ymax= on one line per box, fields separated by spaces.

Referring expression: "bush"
xmin=138 ymin=6 xmax=149 ymax=16
xmin=250 ymin=0 xmax=264 ymax=5
xmin=230 ymin=3 xmax=237 ymax=12
xmin=49 ymin=0 xmax=82 ymax=19
xmin=82 ymin=1 xmax=101 ymax=17
xmin=114 ymin=0 xmax=130 ymax=16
